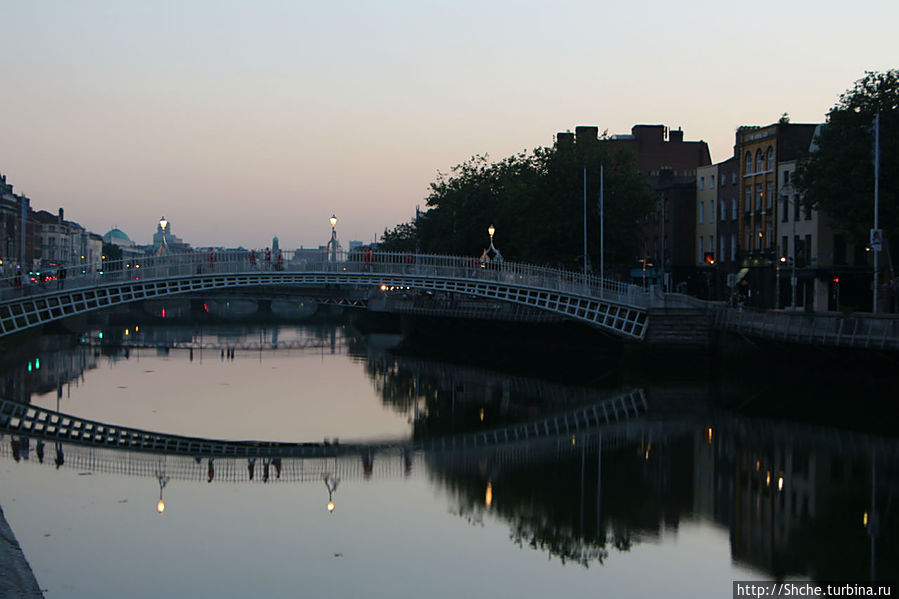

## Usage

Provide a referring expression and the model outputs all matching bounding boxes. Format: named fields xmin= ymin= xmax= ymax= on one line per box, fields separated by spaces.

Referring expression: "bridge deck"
xmin=0 ymin=251 xmax=651 ymax=340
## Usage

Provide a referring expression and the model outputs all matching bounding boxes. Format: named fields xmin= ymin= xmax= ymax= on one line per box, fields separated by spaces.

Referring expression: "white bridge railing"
xmin=713 ymin=306 xmax=899 ymax=350
xmin=1 ymin=249 xmax=652 ymax=308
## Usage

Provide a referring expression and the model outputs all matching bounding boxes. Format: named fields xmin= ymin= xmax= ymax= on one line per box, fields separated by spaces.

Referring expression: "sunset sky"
xmin=1 ymin=0 xmax=895 ymax=249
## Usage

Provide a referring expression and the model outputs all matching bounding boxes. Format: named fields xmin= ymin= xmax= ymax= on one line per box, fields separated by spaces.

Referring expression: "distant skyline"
xmin=1 ymin=1 xmax=896 ymax=248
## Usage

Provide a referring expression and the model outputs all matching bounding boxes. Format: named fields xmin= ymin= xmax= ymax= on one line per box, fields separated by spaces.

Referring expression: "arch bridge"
xmin=1 ymin=251 xmax=651 ymax=340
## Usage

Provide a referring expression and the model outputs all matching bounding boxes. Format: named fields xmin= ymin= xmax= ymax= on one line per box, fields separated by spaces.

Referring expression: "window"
xmin=699 ymin=202 xmax=704 ymax=224
xmin=756 ymin=228 xmax=763 ymax=250
xmin=756 ymin=184 xmax=763 ymax=211
xmin=745 ymin=152 xmax=752 ymax=175
xmin=766 ymin=182 xmax=773 ymax=210
xmin=732 ymin=171 xmax=737 ymax=185
xmin=745 ymin=187 xmax=752 ymax=212
xmin=732 ymin=197 xmax=738 ymax=221
xmin=756 ymin=149 xmax=764 ymax=173
xmin=709 ymin=200 xmax=714 ymax=222
xmin=805 ymin=234 xmax=812 ymax=262
xmin=698 ymin=236 xmax=704 ymax=262
xmin=767 ymin=225 xmax=773 ymax=249
xmin=766 ymin=146 xmax=774 ymax=171
xmin=709 ymin=236 xmax=714 ymax=259
xmin=782 ymin=195 xmax=789 ymax=222
xmin=794 ymin=195 xmax=801 ymax=221
xmin=710 ymin=175 xmax=716 ymax=189
xmin=700 ymin=176 xmax=705 ymax=190
xmin=781 ymin=236 xmax=788 ymax=258
xmin=721 ymin=200 xmax=726 ymax=221
xmin=784 ymin=170 xmax=791 ymax=185
xmin=804 ymin=202 xmax=812 ymax=221
xmin=720 ymin=236 xmax=726 ymax=263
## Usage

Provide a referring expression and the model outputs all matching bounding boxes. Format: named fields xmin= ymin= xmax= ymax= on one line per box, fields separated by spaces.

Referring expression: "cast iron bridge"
xmin=0 ymin=251 xmax=651 ymax=340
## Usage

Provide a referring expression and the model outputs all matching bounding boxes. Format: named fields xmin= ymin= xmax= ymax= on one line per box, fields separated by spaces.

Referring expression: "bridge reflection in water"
xmin=2 ymin=390 xmax=897 ymax=580
xmin=2 ymin=322 xmax=898 ymax=585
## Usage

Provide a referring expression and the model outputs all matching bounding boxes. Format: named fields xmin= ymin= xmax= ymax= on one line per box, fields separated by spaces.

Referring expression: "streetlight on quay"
xmin=779 ymin=183 xmax=798 ymax=309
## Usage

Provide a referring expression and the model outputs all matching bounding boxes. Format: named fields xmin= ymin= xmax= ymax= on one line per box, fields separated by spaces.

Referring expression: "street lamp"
xmin=780 ymin=183 xmax=798 ymax=309
xmin=328 ymin=215 xmax=338 ymax=263
xmin=485 ymin=224 xmax=503 ymax=263
xmin=775 ymin=256 xmax=787 ymax=309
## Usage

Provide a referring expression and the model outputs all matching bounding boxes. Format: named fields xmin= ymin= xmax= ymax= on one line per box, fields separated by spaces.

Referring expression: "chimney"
xmin=58 ymin=208 xmax=64 ymax=223
xmin=669 ymin=128 xmax=684 ymax=143
xmin=575 ymin=126 xmax=599 ymax=146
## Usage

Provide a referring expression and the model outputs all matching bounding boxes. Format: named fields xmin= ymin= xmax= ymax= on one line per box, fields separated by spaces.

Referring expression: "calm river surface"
xmin=1 ymin=320 xmax=896 ymax=598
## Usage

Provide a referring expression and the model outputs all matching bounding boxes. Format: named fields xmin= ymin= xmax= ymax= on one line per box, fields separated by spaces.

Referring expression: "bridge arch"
xmin=1 ymin=252 xmax=650 ymax=340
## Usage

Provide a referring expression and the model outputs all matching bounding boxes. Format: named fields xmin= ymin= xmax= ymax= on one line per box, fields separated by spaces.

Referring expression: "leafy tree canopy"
xmin=388 ymin=140 xmax=654 ymax=273
xmin=797 ymin=70 xmax=899 ymax=245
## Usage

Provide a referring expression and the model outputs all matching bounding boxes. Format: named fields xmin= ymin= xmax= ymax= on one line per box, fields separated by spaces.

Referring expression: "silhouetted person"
xmin=404 ymin=450 xmax=412 ymax=476
xmin=11 ymin=438 xmax=21 ymax=462
xmin=248 ymin=457 xmax=256 ymax=480
xmin=207 ymin=458 xmax=215 ymax=483
xmin=272 ymin=457 xmax=282 ymax=479
xmin=263 ymin=459 xmax=270 ymax=483
xmin=362 ymin=451 xmax=373 ymax=479
xmin=36 ymin=440 xmax=45 ymax=463
xmin=55 ymin=443 xmax=64 ymax=469
xmin=57 ymin=267 xmax=66 ymax=289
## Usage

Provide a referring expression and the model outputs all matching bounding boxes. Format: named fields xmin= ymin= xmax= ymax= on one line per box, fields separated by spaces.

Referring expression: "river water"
xmin=1 ymin=320 xmax=896 ymax=598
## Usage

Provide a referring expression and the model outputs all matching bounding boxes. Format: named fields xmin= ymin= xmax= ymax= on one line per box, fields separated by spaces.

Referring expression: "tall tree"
xmin=796 ymin=70 xmax=899 ymax=252
xmin=409 ymin=142 xmax=654 ymax=273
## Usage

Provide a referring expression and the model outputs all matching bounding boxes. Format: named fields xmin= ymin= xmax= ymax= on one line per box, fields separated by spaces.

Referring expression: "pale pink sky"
xmin=1 ymin=1 xmax=895 ymax=248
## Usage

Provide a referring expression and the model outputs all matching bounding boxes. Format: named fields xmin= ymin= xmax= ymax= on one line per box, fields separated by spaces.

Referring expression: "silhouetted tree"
xmin=797 ymin=70 xmax=898 ymax=253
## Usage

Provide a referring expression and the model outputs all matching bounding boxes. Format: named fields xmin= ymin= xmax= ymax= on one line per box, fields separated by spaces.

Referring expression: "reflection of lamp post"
xmin=328 ymin=215 xmax=338 ymax=263
xmin=323 ymin=473 xmax=340 ymax=513
xmin=156 ymin=470 xmax=170 ymax=514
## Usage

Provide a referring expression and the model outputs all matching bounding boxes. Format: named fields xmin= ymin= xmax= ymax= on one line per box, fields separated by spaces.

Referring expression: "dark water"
xmin=1 ymin=319 xmax=896 ymax=598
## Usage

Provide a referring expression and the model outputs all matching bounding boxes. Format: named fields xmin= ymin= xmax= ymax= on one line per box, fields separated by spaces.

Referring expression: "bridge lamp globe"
xmin=330 ymin=215 xmax=338 ymax=230
xmin=327 ymin=500 xmax=335 ymax=513
xmin=157 ymin=498 xmax=166 ymax=514
xmin=488 ymin=225 xmax=495 ymax=240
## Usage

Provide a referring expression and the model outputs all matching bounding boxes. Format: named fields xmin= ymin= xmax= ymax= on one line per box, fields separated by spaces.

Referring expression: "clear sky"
xmin=1 ymin=0 xmax=895 ymax=248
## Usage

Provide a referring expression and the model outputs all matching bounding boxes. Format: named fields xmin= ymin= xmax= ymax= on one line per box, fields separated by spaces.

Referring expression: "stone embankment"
xmin=0 ymin=505 xmax=43 ymax=598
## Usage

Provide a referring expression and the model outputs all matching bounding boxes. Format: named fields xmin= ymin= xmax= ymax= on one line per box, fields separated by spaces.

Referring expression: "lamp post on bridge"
xmin=487 ymin=224 xmax=502 ymax=262
xmin=328 ymin=214 xmax=338 ymax=263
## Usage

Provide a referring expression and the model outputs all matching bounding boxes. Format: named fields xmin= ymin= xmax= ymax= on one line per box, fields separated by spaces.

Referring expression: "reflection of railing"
xmin=0 ymin=437 xmax=416 ymax=484
xmin=5 ymin=396 xmax=898 ymax=483
xmin=0 ymin=391 xmax=645 ymax=458
xmin=712 ymin=307 xmax=899 ymax=350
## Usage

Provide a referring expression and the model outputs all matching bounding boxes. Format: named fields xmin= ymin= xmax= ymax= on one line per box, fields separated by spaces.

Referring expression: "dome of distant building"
xmin=104 ymin=228 xmax=135 ymax=247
